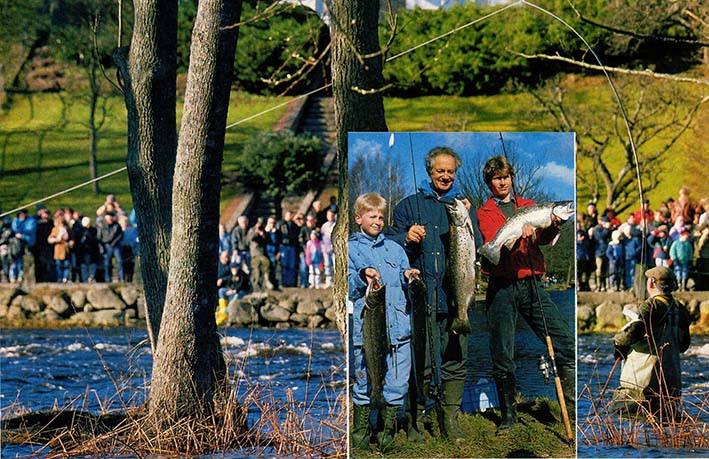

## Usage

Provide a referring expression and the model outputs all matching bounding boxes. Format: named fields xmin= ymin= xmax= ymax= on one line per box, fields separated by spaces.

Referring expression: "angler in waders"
xmin=612 ymin=266 xmax=691 ymax=418
xmin=388 ymin=146 xmax=483 ymax=442
xmin=348 ymin=193 xmax=419 ymax=452
xmin=477 ymin=155 xmax=576 ymax=434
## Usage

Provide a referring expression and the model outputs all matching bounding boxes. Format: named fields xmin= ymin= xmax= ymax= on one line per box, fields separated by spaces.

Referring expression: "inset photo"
xmin=347 ymin=131 xmax=576 ymax=458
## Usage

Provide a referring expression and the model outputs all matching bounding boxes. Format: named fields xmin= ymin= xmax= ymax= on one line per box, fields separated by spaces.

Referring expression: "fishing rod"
xmin=407 ymin=133 xmax=444 ymax=429
xmin=498 ymin=132 xmax=573 ymax=441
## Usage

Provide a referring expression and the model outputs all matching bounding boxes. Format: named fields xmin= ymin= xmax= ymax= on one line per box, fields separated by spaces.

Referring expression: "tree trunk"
xmin=148 ymin=0 xmax=242 ymax=420
xmin=114 ymin=0 xmax=178 ymax=352
xmin=330 ymin=0 xmax=388 ymax=337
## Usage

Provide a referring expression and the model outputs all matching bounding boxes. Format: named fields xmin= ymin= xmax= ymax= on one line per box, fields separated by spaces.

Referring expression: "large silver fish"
xmin=446 ymin=198 xmax=476 ymax=335
xmin=479 ymin=201 xmax=575 ymax=266
xmin=362 ymin=278 xmax=389 ymax=409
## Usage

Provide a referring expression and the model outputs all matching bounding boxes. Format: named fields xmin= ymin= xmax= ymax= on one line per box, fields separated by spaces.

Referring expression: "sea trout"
xmin=362 ymin=278 xmax=389 ymax=409
xmin=408 ymin=273 xmax=428 ymax=402
xmin=445 ymin=198 xmax=476 ymax=335
xmin=479 ymin=201 xmax=575 ymax=266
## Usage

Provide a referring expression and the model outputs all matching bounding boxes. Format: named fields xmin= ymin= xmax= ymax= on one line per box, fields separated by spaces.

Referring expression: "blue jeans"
xmin=103 ymin=244 xmax=124 ymax=282
xmin=279 ymin=245 xmax=298 ymax=287
xmin=55 ymin=259 xmax=70 ymax=282
xmin=299 ymin=252 xmax=309 ymax=288
xmin=351 ymin=341 xmax=411 ymax=407
xmin=9 ymin=258 xmax=23 ymax=281
xmin=674 ymin=262 xmax=690 ymax=282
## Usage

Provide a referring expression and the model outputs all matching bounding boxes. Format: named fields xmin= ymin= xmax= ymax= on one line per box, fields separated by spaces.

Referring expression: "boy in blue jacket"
xmin=348 ymin=192 xmax=419 ymax=452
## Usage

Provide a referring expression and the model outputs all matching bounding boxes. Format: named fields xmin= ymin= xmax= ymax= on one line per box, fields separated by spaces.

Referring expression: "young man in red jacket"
xmin=477 ymin=155 xmax=575 ymax=433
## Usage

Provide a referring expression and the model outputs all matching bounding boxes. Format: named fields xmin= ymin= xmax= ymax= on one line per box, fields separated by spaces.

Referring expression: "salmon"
xmin=446 ymin=199 xmax=476 ymax=335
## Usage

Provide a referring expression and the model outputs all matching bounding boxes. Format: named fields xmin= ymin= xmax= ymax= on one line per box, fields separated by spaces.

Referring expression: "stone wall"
xmin=0 ymin=284 xmax=337 ymax=329
xmin=577 ymin=291 xmax=709 ymax=335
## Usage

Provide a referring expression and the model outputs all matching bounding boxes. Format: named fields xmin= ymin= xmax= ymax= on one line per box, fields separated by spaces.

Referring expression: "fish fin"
xmin=451 ymin=318 xmax=472 ymax=335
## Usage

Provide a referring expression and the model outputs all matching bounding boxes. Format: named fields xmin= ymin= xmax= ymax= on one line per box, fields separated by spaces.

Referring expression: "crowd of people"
xmin=214 ymin=198 xmax=339 ymax=310
xmin=576 ymin=187 xmax=709 ymax=292
xmin=0 ymin=194 xmax=139 ymax=284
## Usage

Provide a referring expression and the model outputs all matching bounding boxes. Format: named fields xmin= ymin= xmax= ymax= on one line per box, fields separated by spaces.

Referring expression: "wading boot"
xmin=406 ymin=409 xmax=424 ymax=443
xmin=441 ymin=380 xmax=465 ymax=441
xmin=558 ymin=365 xmax=576 ymax=423
xmin=216 ymin=298 xmax=228 ymax=326
xmin=351 ymin=404 xmax=371 ymax=451
xmin=496 ymin=377 xmax=517 ymax=434
xmin=376 ymin=404 xmax=398 ymax=453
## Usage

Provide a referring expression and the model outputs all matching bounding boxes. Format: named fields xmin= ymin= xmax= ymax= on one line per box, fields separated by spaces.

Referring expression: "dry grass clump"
xmin=578 ymin=350 xmax=709 ymax=449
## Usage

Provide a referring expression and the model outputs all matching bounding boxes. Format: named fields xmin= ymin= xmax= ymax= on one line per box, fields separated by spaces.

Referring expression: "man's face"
xmin=429 ymin=154 xmax=457 ymax=194
xmin=355 ymin=210 xmax=384 ymax=238
xmin=489 ymin=172 xmax=512 ymax=200
xmin=306 ymin=216 xmax=315 ymax=228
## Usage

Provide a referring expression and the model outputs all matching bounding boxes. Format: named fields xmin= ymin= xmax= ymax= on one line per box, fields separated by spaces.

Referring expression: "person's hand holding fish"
xmin=362 ymin=267 xmax=380 ymax=283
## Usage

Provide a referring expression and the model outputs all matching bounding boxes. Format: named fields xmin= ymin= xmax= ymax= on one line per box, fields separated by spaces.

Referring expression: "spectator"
xmin=47 ymin=216 xmax=70 ymax=283
xmin=247 ymin=217 xmax=272 ymax=292
xmin=669 ymin=216 xmax=690 ymax=242
xmin=633 ymin=199 xmax=654 ymax=229
xmin=305 ymin=229 xmax=323 ymax=289
xmin=298 ymin=213 xmax=317 ymax=288
xmin=583 ymin=202 xmax=599 ymax=230
xmin=604 ymin=208 xmax=622 ymax=228
xmin=0 ymin=217 xmax=15 ymax=282
xmin=119 ymin=215 xmax=139 ymax=282
xmin=98 ymin=212 xmax=124 ymax=282
xmin=33 ymin=206 xmax=54 ymax=282
xmin=328 ymin=195 xmax=339 ymax=215
xmin=648 ymin=225 xmax=672 ymax=268
xmin=75 ymin=217 xmax=100 ymax=282
xmin=264 ymin=215 xmax=281 ymax=290
xmin=320 ymin=208 xmax=336 ymax=288
xmin=278 ymin=210 xmax=300 ymax=287
xmin=312 ymin=200 xmax=327 ymax=229
xmin=606 ymin=230 xmax=624 ymax=292
xmin=653 ymin=205 xmax=672 ymax=231
xmin=670 ymin=230 xmax=693 ymax=291
xmin=219 ymin=223 xmax=232 ymax=256
xmin=230 ymin=216 xmax=250 ymax=271
xmin=576 ymin=229 xmax=593 ymax=291
xmin=622 ymin=225 xmax=643 ymax=291
xmin=671 ymin=186 xmax=698 ymax=226
xmin=590 ymin=216 xmax=612 ymax=291
xmin=9 ymin=209 xmax=36 ymax=283
xmin=96 ymin=194 xmax=123 ymax=218
xmin=695 ymin=224 xmax=709 ymax=291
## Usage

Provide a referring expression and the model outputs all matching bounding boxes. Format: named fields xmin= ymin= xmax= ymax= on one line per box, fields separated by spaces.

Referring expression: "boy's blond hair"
xmin=353 ymin=192 xmax=387 ymax=217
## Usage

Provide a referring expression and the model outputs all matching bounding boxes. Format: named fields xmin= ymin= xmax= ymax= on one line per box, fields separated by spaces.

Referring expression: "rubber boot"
xmin=496 ymin=377 xmax=517 ymax=434
xmin=558 ymin=365 xmax=576 ymax=423
xmin=350 ymin=404 xmax=371 ymax=451
xmin=406 ymin=404 xmax=425 ymax=443
xmin=376 ymin=404 xmax=398 ymax=453
xmin=441 ymin=380 xmax=465 ymax=440
xmin=216 ymin=298 xmax=228 ymax=326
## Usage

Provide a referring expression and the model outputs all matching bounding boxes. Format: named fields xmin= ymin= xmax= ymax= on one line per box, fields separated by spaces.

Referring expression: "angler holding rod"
xmin=476 ymin=155 xmax=576 ymax=437
xmin=388 ymin=145 xmax=483 ymax=441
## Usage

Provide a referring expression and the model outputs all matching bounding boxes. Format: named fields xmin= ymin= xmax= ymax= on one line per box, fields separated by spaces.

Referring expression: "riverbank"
xmin=0 ymin=283 xmax=336 ymax=329
xmin=577 ymin=291 xmax=709 ymax=334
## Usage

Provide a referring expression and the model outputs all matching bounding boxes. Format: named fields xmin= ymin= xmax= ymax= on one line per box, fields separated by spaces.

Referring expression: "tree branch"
xmin=512 ymin=51 xmax=709 ymax=86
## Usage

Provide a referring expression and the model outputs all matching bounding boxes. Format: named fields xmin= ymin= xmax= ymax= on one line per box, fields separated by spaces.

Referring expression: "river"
xmin=1 ymin=326 xmax=345 ymax=458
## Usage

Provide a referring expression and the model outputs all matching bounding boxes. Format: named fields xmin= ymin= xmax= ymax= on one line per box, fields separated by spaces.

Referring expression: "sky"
xmin=348 ymin=131 xmax=576 ymax=201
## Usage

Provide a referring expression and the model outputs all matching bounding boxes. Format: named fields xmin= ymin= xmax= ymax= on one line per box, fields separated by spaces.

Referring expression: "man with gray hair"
xmin=231 ymin=215 xmax=250 ymax=272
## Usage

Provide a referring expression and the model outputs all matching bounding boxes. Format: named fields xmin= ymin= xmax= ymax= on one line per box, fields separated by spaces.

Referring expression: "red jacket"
xmin=477 ymin=196 xmax=558 ymax=280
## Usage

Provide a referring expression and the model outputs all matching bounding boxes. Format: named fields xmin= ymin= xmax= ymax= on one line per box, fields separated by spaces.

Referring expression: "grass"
xmin=0 ymin=91 xmax=290 ymax=217
xmin=351 ymin=397 xmax=576 ymax=458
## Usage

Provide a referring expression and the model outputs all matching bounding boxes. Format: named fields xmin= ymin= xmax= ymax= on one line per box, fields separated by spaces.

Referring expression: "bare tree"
xmin=115 ymin=0 xmax=242 ymax=422
xmin=528 ymin=76 xmax=704 ymax=215
xmin=331 ymin=0 xmax=388 ymax=336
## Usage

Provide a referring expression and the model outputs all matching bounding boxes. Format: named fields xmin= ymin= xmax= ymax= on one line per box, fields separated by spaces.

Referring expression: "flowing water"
xmin=1 ymin=326 xmax=345 ymax=458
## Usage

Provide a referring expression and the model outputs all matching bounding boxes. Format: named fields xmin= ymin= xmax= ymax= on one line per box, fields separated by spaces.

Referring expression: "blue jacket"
xmin=591 ymin=224 xmax=610 ymax=258
xmin=623 ymin=231 xmax=643 ymax=262
xmin=576 ymin=230 xmax=593 ymax=261
xmin=605 ymin=242 xmax=623 ymax=264
xmin=348 ymin=231 xmax=411 ymax=347
xmin=11 ymin=216 xmax=37 ymax=248
xmin=387 ymin=182 xmax=482 ymax=315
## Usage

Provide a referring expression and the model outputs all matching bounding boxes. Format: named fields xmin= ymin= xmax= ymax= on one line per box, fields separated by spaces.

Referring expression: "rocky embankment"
xmin=0 ymin=284 xmax=336 ymax=329
xmin=578 ymin=291 xmax=709 ymax=334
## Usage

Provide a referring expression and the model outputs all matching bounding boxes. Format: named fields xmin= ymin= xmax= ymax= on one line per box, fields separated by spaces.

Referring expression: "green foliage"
xmin=177 ymin=1 xmax=328 ymax=94
xmin=239 ymin=130 xmax=322 ymax=200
